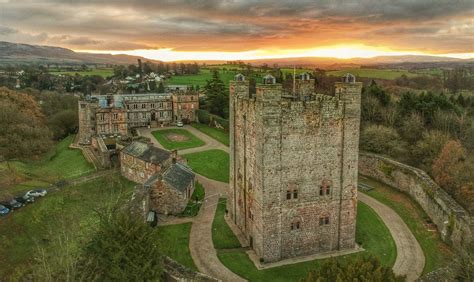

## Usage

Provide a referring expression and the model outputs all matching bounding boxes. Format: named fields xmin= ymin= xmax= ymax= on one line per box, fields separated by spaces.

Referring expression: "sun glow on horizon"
xmin=79 ymin=44 xmax=474 ymax=62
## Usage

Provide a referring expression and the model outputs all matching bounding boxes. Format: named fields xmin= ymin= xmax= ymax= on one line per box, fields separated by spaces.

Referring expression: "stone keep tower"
xmin=228 ymin=73 xmax=362 ymax=263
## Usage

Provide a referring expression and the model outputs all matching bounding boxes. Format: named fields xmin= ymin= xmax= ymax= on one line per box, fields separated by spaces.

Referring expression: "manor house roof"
xmin=122 ymin=141 xmax=170 ymax=165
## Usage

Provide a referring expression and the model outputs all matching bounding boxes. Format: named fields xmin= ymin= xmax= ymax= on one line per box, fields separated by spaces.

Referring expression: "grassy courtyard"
xmin=152 ymin=128 xmax=205 ymax=150
xmin=0 ymin=136 xmax=95 ymax=199
xmin=212 ymin=199 xmax=396 ymax=281
xmin=180 ymin=182 xmax=205 ymax=217
xmin=156 ymin=222 xmax=197 ymax=271
xmin=0 ymin=175 xmax=135 ymax=279
xmin=359 ymin=175 xmax=453 ymax=274
xmin=183 ymin=149 xmax=229 ymax=183
xmin=191 ymin=123 xmax=230 ymax=146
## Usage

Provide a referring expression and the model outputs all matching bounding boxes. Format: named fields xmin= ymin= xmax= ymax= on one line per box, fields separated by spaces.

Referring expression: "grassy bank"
xmin=191 ymin=123 xmax=229 ymax=146
xmin=156 ymin=223 xmax=197 ymax=271
xmin=0 ymin=175 xmax=135 ymax=279
xmin=183 ymin=150 xmax=229 ymax=183
xmin=359 ymin=175 xmax=453 ymax=274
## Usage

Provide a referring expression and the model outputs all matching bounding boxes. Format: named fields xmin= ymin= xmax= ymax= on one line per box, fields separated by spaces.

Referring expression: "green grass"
xmin=49 ymin=69 xmax=114 ymax=78
xmin=212 ymin=198 xmax=241 ymax=249
xmin=0 ymin=136 xmax=95 ymax=199
xmin=359 ymin=175 xmax=454 ymax=274
xmin=0 ymin=175 xmax=135 ymax=279
xmin=152 ymin=129 xmax=205 ymax=150
xmin=167 ymin=69 xmax=238 ymax=88
xmin=183 ymin=150 xmax=229 ymax=183
xmin=326 ymin=68 xmax=419 ymax=80
xmin=156 ymin=223 xmax=197 ymax=271
xmin=214 ymin=202 xmax=396 ymax=281
xmin=191 ymin=123 xmax=230 ymax=146
xmin=180 ymin=182 xmax=205 ymax=217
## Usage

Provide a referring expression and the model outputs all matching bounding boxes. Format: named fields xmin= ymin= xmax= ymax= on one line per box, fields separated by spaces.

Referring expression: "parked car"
xmin=176 ymin=121 xmax=184 ymax=127
xmin=26 ymin=189 xmax=47 ymax=198
xmin=0 ymin=199 xmax=23 ymax=209
xmin=15 ymin=194 xmax=34 ymax=204
xmin=0 ymin=205 xmax=10 ymax=216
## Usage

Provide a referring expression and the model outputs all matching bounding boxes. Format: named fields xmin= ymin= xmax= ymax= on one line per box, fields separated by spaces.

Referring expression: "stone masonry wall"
xmin=150 ymin=180 xmax=193 ymax=215
xmin=229 ymin=77 xmax=362 ymax=263
xmin=359 ymin=152 xmax=473 ymax=250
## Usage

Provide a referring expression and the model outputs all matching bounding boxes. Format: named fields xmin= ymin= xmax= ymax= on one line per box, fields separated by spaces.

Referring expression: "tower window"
xmin=287 ymin=189 xmax=298 ymax=200
xmin=286 ymin=190 xmax=292 ymax=200
xmin=293 ymin=190 xmax=298 ymax=199
xmin=319 ymin=216 xmax=330 ymax=226
xmin=291 ymin=221 xmax=301 ymax=230
xmin=319 ymin=185 xmax=331 ymax=196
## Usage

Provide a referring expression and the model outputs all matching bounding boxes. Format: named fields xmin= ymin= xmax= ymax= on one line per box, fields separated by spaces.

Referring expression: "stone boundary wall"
xmin=358 ymin=152 xmax=473 ymax=250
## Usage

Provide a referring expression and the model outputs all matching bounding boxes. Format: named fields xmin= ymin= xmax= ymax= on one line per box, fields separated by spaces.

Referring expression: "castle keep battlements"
xmin=229 ymin=73 xmax=362 ymax=263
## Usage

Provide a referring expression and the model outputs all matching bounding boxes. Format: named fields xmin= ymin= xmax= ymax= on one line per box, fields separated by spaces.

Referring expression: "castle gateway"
xmin=228 ymin=73 xmax=362 ymax=263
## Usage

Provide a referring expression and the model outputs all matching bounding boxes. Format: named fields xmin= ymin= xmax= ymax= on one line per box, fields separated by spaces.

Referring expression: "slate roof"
xmin=163 ymin=163 xmax=195 ymax=193
xmin=122 ymin=141 xmax=170 ymax=165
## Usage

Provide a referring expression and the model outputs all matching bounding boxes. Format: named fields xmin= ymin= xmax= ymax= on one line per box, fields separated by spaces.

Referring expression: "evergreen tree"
xmin=204 ymin=70 xmax=228 ymax=118
xmin=157 ymin=82 xmax=165 ymax=93
xmin=79 ymin=206 xmax=163 ymax=280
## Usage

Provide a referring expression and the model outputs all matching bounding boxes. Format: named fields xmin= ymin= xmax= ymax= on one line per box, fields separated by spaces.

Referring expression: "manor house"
xmin=78 ymin=87 xmax=199 ymax=144
xmin=228 ymin=73 xmax=362 ymax=263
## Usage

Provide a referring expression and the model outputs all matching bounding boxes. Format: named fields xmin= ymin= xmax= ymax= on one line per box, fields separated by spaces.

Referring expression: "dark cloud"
xmin=0 ymin=0 xmax=472 ymax=53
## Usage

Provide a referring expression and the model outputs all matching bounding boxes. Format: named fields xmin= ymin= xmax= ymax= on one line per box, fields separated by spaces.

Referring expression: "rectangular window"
xmin=113 ymin=113 xmax=118 ymax=120
xmin=142 ymin=104 xmax=146 ymax=109
xmin=113 ymin=124 xmax=118 ymax=132
xmin=319 ymin=217 xmax=330 ymax=226
xmin=291 ymin=222 xmax=300 ymax=230
xmin=150 ymin=103 xmax=155 ymax=108
xmin=293 ymin=190 xmax=298 ymax=199
xmin=133 ymin=104 xmax=138 ymax=109
xmin=142 ymin=112 xmax=146 ymax=118
xmin=286 ymin=191 xmax=292 ymax=200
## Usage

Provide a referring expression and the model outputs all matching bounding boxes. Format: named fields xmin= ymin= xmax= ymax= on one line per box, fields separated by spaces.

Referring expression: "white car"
xmin=26 ymin=189 xmax=47 ymax=198
xmin=177 ymin=121 xmax=184 ymax=127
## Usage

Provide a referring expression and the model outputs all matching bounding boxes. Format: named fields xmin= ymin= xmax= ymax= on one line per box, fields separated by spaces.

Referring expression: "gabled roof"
xmin=122 ymin=141 xmax=170 ymax=165
xmin=163 ymin=163 xmax=195 ymax=192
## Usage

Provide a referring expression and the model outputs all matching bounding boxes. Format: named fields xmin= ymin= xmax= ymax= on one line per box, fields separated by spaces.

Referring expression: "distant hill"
xmin=0 ymin=41 xmax=470 ymax=68
xmin=0 ymin=41 xmax=160 ymax=65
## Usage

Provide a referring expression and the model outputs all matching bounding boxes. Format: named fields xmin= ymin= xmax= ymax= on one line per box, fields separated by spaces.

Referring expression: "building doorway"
xmin=151 ymin=112 xmax=156 ymax=121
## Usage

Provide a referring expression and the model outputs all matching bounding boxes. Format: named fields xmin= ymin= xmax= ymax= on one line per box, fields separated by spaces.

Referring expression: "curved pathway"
xmin=359 ymin=193 xmax=425 ymax=281
xmin=188 ymin=175 xmax=245 ymax=282
xmin=144 ymin=125 xmax=425 ymax=281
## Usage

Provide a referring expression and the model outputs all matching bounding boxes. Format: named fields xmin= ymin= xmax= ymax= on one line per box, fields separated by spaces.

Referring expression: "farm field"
xmin=326 ymin=68 xmax=420 ymax=80
xmin=49 ymin=69 xmax=114 ymax=78
xmin=214 ymin=200 xmax=396 ymax=281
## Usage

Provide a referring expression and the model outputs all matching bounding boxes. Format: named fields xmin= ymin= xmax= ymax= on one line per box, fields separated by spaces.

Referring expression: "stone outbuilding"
xmin=148 ymin=162 xmax=196 ymax=215
xmin=120 ymin=141 xmax=172 ymax=184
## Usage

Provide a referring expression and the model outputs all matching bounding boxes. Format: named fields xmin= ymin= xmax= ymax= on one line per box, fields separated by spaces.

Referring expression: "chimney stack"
xmin=171 ymin=149 xmax=178 ymax=164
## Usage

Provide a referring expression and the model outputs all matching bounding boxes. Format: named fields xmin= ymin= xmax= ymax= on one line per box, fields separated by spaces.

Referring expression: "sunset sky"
xmin=0 ymin=0 xmax=473 ymax=61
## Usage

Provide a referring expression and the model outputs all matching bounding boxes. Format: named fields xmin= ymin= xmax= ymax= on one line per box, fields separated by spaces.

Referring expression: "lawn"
xmin=152 ymin=129 xmax=205 ymax=150
xmin=180 ymin=182 xmax=205 ymax=217
xmin=156 ymin=223 xmax=197 ymax=271
xmin=0 ymin=136 xmax=95 ymax=198
xmin=167 ymin=69 xmax=238 ymax=88
xmin=326 ymin=68 xmax=420 ymax=80
xmin=214 ymin=201 xmax=396 ymax=281
xmin=359 ymin=175 xmax=454 ymax=274
xmin=49 ymin=69 xmax=114 ymax=78
xmin=191 ymin=123 xmax=230 ymax=146
xmin=212 ymin=198 xmax=241 ymax=249
xmin=0 ymin=175 xmax=135 ymax=279
xmin=183 ymin=149 xmax=229 ymax=183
